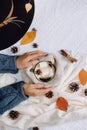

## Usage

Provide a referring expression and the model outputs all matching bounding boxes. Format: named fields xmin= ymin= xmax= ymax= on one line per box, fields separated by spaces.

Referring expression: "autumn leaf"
xmin=56 ymin=97 xmax=68 ymax=111
xmin=21 ymin=31 xmax=36 ymax=45
xmin=25 ymin=3 xmax=32 ymax=13
xmin=79 ymin=69 xmax=87 ymax=85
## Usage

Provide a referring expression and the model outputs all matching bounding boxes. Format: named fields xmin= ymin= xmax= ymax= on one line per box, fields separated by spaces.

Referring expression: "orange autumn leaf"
xmin=56 ymin=97 xmax=68 ymax=111
xmin=79 ymin=69 xmax=87 ymax=85
xmin=21 ymin=31 xmax=36 ymax=45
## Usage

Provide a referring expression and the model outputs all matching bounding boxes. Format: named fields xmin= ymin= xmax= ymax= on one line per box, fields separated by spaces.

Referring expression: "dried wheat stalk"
xmin=0 ymin=0 xmax=24 ymax=28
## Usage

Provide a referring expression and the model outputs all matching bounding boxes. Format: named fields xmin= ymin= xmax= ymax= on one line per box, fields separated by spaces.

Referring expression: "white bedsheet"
xmin=0 ymin=0 xmax=87 ymax=130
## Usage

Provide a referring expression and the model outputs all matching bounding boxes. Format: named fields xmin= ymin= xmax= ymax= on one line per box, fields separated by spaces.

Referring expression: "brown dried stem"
xmin=0 ymin=0 xmax=24 ymax=28
xmin=60 ymin=49 xmax=77 ymax=63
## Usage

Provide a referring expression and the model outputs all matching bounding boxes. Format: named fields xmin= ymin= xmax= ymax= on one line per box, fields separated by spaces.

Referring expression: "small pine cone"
xmin=9 ymin=110 xmax=20 ymax=120
xmin=45 ymin=91 xmax=54 ymax=98
xmin=32 ymin=127 xmax=39 ymax=130
xmin=84 ymin=89 xmax=87 ymax=96
xmin=68 ymin=82 xmax=79 ymax=92
xmin=11 ymin=46 xmax=18 ymax=53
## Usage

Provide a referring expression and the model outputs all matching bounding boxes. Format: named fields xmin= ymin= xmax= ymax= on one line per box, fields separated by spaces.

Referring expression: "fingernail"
xmin=43 ymin=52 xmax=48 ymax=55
xmin=44 ymin=54 xmax=48 ymax=56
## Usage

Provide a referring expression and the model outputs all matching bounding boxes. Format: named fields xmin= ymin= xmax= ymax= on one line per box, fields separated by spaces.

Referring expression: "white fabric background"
xmin=0 ymin=0 xmax=87 ymax=130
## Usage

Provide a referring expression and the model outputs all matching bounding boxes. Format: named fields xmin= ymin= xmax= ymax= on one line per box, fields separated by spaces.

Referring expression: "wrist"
xmin=23 ymin=84 xmax=29 ymax=96
xmin=16 ymin=57 xmax=20 ymax=69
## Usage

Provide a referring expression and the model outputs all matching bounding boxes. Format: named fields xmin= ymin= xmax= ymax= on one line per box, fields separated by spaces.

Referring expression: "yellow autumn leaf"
xmin=79 ymin=69 xmax=87 ymax=85
xmin=21 ymin=31 xmax=36 ymax=45
xmin=25 ymin=3 xmax=32 ymax=13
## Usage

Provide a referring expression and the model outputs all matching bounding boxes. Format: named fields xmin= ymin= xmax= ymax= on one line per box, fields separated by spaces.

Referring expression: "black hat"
xmin=0 ymin=0 xmax=35 ymax=50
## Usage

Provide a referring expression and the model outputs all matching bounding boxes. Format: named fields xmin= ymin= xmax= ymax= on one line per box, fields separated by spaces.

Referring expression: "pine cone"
xmin=32 ymin=127 xmax=39 ymax=130
xmin=68 ymin=82 xmax=79 ymax=92
xmin=9 ymin=110 xmax=20 ymax=120
xmin=45 ymin=91 xmax=54 ymax=98
xmin=84 ymin=89 xmax=87 ymax=96
xmin=11 ymin=46 xmax=18 ymax=53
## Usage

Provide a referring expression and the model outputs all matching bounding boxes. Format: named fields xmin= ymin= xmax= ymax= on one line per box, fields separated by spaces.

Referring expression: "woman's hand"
xmin=23 ymin=83 xmax=53 ymax=96
xmin=16 ymin=50 xmax=48 ymax=69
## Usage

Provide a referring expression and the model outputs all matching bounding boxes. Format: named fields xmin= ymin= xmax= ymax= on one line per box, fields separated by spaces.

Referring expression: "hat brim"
xmin=0 ymin=0 xmax=35 ymax=50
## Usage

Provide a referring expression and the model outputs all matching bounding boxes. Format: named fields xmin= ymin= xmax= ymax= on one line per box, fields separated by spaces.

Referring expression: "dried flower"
xmin=32 ymin=28 xmax=37 ymax=32
xmin=45 ymin=91 xmax=54 ymax=98
xmin=9 ymin=110 xmax=20 ymax=120
xmin=60 ymin=49 xmax=77 ymax=63
xmin=68 ymin=82 xmax=79 ymax=92
xmin=35 ymin=69 xmax=42 ymax=75
xmin=11 ymin=46 xmax=18 ymax=53
xmin=32 ymin=43 xmax=38 ymax=48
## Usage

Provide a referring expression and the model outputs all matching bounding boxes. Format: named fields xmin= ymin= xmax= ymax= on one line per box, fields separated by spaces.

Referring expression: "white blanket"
xmin=0 ymin=0 xmax=87 ymax=130
xmin=0 ymin=54 xmax=87 ymax=129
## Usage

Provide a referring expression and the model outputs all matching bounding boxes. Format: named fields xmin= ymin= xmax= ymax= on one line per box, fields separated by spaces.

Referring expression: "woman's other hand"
xmin=16 ymin=50 xmax=48 ymax=69
xmin=23 ymin=83 xmax=53 ymax=96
